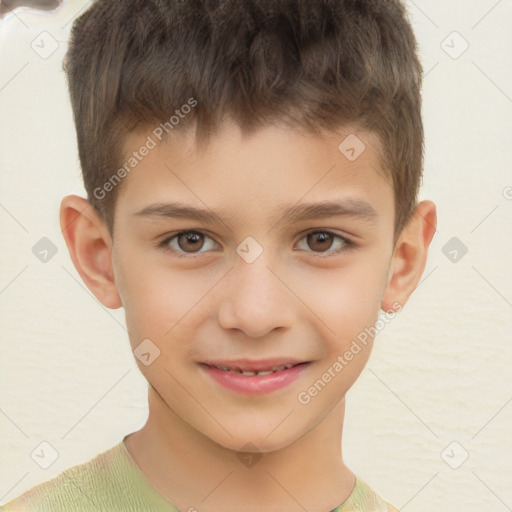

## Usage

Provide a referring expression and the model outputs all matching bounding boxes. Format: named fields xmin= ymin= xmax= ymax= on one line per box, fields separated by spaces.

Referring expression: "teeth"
xmin=213 ymin=363 xmax=296 ymax=376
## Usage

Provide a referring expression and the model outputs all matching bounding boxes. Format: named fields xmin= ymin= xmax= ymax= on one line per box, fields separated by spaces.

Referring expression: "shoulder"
xmin=1 ymin=442 xmax=126 ymax=511
xmin=335 ymin=476 xmax=400 ymax=512
xmin=0 ymin=440 xmax=176 ymax=512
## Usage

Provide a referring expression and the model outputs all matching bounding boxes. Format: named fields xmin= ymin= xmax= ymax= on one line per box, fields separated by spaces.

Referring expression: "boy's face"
xmin=108 ymin=121 xmax=397 ymax=451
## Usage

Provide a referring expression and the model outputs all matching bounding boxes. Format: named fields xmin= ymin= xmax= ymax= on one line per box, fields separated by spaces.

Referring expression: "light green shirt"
xmin=1 ymin=438 xmax=399 ymax=511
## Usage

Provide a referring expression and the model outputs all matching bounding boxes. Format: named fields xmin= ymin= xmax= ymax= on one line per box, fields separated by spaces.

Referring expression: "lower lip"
xmin=201 ymin=363 xmax=310 ymax=395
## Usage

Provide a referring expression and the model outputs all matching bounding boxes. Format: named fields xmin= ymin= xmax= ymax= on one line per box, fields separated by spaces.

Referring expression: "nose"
xmin=217 ymin=251 xmax=295 ymax=338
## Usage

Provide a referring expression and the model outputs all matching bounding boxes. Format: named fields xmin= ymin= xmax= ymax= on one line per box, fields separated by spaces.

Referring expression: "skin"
xmin=60 ymin=119 xmax=436 ymax=512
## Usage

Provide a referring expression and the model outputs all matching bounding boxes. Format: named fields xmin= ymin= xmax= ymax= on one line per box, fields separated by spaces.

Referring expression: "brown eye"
xmin=160 ymin=230 xmax=219 ymax=256
xmin=295 ymin=230 xmax=351 ymax=256
xmin=176 ymin=231 xmax=205 ymax=252
xmin=306 ymin=232 xmax=334 ymax=252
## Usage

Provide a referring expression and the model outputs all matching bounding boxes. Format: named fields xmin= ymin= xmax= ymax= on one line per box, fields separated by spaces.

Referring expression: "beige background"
xmin=1 ymin=1 xmax=511 ymax=510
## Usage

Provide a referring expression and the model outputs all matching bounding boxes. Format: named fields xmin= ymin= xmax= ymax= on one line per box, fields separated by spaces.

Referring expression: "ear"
xmin=60 ymin=195 xmax=122 ymax=309
xmin=381 ymin=200 xmax=437 ymax=311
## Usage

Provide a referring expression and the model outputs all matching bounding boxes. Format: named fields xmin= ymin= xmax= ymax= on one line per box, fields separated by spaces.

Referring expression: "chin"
xmin=196 ymin=417 xmax=309 ymax=455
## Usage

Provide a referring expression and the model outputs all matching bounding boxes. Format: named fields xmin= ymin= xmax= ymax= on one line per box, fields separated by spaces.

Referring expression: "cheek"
xmin=117 ymin=255 xmax=215 ymax=347
xmin=292 ymin=255 xmax=388 ymax=345
xmin=293 ymin=261 xmax=388 ymax=408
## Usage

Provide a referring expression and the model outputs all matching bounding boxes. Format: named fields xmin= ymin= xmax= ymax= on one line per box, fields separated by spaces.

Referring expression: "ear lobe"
xmin=60 ymin=195 xmax=122 ymax=309
xmin=381 ymin=200 xmax=437 ymax=311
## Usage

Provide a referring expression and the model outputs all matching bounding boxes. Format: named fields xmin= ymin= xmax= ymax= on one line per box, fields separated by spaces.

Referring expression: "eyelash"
xmin=157 ymin=230 xmax=355 ymax=259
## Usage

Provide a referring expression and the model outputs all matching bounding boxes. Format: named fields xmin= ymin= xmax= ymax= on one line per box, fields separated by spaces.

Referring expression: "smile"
xmin=210 ymin=362 xmax=298 ymax=376
xmin=200 ymin=360 xmax=311 ymax=395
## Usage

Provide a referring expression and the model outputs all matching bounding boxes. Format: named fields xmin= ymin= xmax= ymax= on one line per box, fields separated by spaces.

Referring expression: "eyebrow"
xmin=133 ymin=198 xmax=378 ymax=226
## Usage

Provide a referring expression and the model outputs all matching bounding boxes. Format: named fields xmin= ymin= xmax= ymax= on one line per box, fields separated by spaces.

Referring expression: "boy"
xmin=1 ymin=0 xmax=436 ymax=510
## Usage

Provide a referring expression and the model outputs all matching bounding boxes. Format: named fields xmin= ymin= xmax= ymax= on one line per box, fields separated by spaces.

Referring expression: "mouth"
xmin=199 ymin=359 xmax=311 ymax=395
xmin=206 ymin=361 xmax=306 ymax=376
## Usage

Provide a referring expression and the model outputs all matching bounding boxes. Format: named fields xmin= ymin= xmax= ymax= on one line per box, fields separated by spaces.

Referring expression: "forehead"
xmin=114 ymin=120 xmax=394 ymax=228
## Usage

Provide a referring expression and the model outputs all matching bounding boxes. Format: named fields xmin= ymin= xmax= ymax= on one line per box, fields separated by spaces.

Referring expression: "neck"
xmin=124 ymin=385 xmax=355 ymax=512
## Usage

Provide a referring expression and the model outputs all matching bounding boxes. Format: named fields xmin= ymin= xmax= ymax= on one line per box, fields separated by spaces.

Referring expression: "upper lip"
xmin=201 ymin=358 xmax=308 ymax=372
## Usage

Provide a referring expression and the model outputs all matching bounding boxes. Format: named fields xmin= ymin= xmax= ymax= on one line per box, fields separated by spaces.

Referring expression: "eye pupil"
xmin=307 ymin=232 xmax=333 ymax=252
xmin=178 ymin=231 xmax=204 ymax=252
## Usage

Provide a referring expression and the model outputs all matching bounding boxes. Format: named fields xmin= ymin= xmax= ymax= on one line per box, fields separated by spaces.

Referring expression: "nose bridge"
xmin=218 ymin=242 xmax=294 ymax=337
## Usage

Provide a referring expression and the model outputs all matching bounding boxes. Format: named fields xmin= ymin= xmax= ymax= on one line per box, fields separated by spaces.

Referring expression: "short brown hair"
xmin=64 ymin=0 xmax=424 ymax=237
